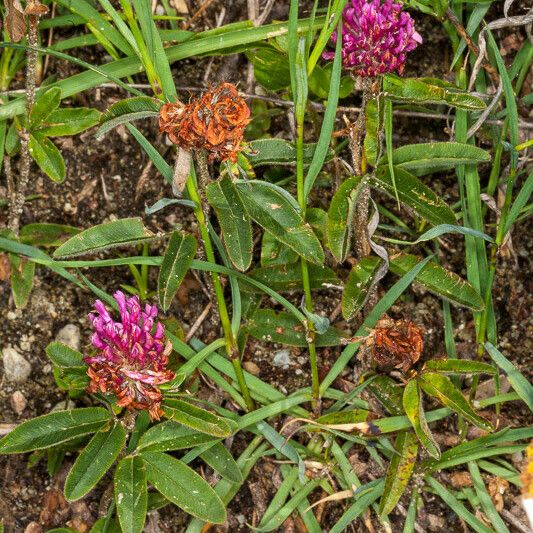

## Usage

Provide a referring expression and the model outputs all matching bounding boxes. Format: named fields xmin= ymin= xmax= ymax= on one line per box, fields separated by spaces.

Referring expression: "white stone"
xmin=273 ymin=349 xmax=291 ymax=369
xmin=55 ymin=324 xmax=81 ymax=351
xmin=51 ymin=400 xmax=76 ymax=412
xmin=2 ymin=347 xmax=31 ymax=382
xmin=10 ymin=391 xmax=27 ymax=414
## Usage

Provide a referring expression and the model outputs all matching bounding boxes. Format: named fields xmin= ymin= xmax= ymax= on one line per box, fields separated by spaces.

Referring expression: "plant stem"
xmin=188 ymin=152 xmax=254 ymax=412
xmin=8 ymin=13 xmax=39 ymax=235
xmin=295 ymin=94 xmax=320 ymax=413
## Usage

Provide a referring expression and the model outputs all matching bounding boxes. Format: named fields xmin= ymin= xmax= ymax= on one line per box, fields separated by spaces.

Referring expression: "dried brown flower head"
xmin=159 ymin=83 xmax=250 ymax=162
xmin=364 ymin=317 xmax=424 ymax=372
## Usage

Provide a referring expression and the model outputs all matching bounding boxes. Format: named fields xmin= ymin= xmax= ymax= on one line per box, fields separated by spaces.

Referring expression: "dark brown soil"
xmin=1 ymin=2 xmax=532 ymax=532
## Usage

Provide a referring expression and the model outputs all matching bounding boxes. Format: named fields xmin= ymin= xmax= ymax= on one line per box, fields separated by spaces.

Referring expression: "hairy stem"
xmin=8 ymin=14 xmax=39 ymax=235
xmin=189 ymin=151 xmax=255 ymax=411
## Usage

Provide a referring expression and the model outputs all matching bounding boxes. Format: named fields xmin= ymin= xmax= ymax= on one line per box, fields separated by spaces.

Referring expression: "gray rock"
xmin=55 ymin=323 xmax=81 ymax=351
xmin=273 ymin=349 xmax=291 ymax=369
xmin=51 ymin=399 xmax=76 ymax=412
xmin=2 ymin=347 xmax=31 ymax=382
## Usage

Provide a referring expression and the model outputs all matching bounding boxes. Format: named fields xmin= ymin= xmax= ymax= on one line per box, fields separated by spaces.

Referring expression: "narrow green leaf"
xmin=37 ymin=108 xmax=101 ymax=137
xmin=424 ymin=359 xmax=496 ymax=375
xmin=371 ymin=166 xmax=456 ymax=226
xmin=327 ymin=175 xmax=365 ymax=262
xmin=485 ymin=342 xmax=533 ymax=411
xmin=54 ymin=218 xmax=155 ymax=258
xmin=246 ymin=139 xmax=323 ymax=166
xmin=158 ymin=231 xmax=197 ymax=311
xmin=142 ymin=452 xmax=226 ymax=523
xmin=390 ymin=253 xmax=484 ymax=311
xmin=419 ymin=372 xmax=492 ymax=431
xmin=200 ymin=442 xmax=243 ymax=483
xmin=45 ymin=342 xmax=84 ymax=368
xmin=162 ymin=399 xmax=236 ymax=437
xmin=20 ymin=223 xmax=80 ymax=247
xmin=246 ymin=308 xmax=345 ymax=347
xmin=383 ymin=75 xmax=486 ymax=110
xmin=342 ymin=256 xmax=381 ymax=319
xmin=468 ymin=461 xmax=510 ymax=533
xmin=65 ymin=421 xmax=126 ymax=501
xmin=379 ymin=431 xmax=419 ymax=516
xmin=379 ymin=142 xmax=490 ymax=176
xmin=206 ymin=177 xmax=253 ymax=271
xmin=29 ymin=133 xmax=66 ymax=183
xmin=403 ymin=380 xmax=440 ymax=459
xmin=0 ymin=408 xmax=110 ymax=453
xmin=260 ymin=231 xmax=299 ymax=266
xmin=9 ymin=254 xmax=35 ymax=309
xmin=137 ymin=421 xmax=219 ymax=453
xmin=245 ymin=262 xmax=338 ymax=293
xmin=114 ymin=456 xmax=148 ymax=533
xmin=236 ymin=180 xmax=324 ymax=264
xmin=30 ymin=87 xmax=61 ymax=125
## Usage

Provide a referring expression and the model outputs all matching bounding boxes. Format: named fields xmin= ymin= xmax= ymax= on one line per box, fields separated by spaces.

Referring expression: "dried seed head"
xmin=84 ymin=291 xmax=175 ymax=420
xmin=365 ymin=317 xmax=424 ymax=372
xmin=160 ymin=83 xmax=250 ymax=162
xmin=323 ymin=0 xmax=422 ymax=77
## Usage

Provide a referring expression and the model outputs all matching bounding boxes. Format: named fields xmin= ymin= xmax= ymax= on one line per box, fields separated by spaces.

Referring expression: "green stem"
xmin=296 ymin=91 xmax=320 ymax=411
xmin=187 ymin=154 xmax=254 ymax=412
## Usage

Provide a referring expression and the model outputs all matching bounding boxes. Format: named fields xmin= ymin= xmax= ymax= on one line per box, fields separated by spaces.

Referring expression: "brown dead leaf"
xmin=176 ymin=273 xmax=201 ymax=306
xmin=449 ymin=471 xmax=473 ymax=488
xmin=0 ymin=253 xmax=11 ymax=280
xmin=40 ymin=488 xmax=69 ymax=528
xmin=24 ymin=0 xmax=48 ymax=15
xmin=487 ymin=476 xmax=509 ymax=512
xmin=5 ymin=0 xmax=26 ymax=42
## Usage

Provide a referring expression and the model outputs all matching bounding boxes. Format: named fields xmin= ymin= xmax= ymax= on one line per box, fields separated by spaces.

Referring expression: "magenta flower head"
xmin=324 ymin=0 xmax=422 ymax=77
xmin=84 ymin=291 xmax=174 ymax=420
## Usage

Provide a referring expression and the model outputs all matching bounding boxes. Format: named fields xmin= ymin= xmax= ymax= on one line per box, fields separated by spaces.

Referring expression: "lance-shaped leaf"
xmin=403 ymin=379 xmax=440 ymax=459
xmin=45 ymin=342 xmax=84 ymax=368
xmin=364 ymin=98 xmax=382 ymax=166
xmin=162 ymin=399 xmax=236 ymax=437
xmin=158 ymin=231 xmax=197 ymax=311
xmin=37 ymin=108 xmax=101 ymax=137
xmin=54 ymin=218 xmax=155 ymax=258
xmin=236 ymin=180 xmax=324 ymax=264
xmin=141 ymin=452 xmax=226 ymax=523
xmin=65 ymin=421 xmax=126 ymax=501
xmin=137 ymin=421 xmax=219 ymax=453
xmin=30 ymin=87 xmax=61 ymax=125
xmin=0 ymin=408 xmax=111 ymax=453
xmin=485 ymin=342 xmax=533 ymax=411
xmin=9 ymin=254 xmax=35 ymax=309
xmin=383 ymin=75 xmax=486 ymax=110
xmin=379 ymin=142 xmax=490 ymax=176
xmin=114 ymin=455 xmax=147 ymax=533
xmin=342 ymin=256 xmax=381 ymax=320
xmin=29 ymin=133 xmax=66 ymax=183
xmin=260 ymin=231 xmax=299 ymax=266
xmin=424 ymin=359 xmax=496 ymax=375
xmin=244 ymin=262 xmax=338 ymax=293
xmin=367 ymin=375 xmax=404 ymax=415
xmin=327 ymin=175 xmax=365 ymax=262
xmin=419 ymin=372 xmax=492 ymax=431
xmin=371 ymin=166 xmax=456 ymax=226
xmin=199 ymin=442 xmax=243 ymax=483
xmin=20 ymin=223 xmax=80 ymax=247
xmin=206 ymin=176 xmax=253 ymax=271
xmin=246 ymin=309 xmax=345 ymax=347
xmin=389 ymin=253 xmax=484 ymax=310
xmin=379 ymin=431 xmax=419 ymax=516
xmin=246 ymin=138 xmax=324 ymax=166
xmin=96 ymin=96 xmax=162 ymax=139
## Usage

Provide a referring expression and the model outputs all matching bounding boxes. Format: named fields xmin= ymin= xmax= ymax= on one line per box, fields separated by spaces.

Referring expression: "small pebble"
xmin=243 ymin=361 xmax=260 ymax=376
xmin=2 ymin=347 xmax=31 ymax=382
xmin=10 ymin=391 xmax=27 ymax=414
xmin=55 ymin=323 xmax=81 ymax=351
xmin=273 ymin=349 xmax=291 ymax=369
xmin=24 ymin=523 xmax=43 ymax=533
xmin=51 ymin=399 xmax=76 ymax=412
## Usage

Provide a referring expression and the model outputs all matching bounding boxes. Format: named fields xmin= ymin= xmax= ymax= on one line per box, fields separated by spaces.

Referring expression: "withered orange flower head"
xmin=160 ymin=83 xmax=250 ymax=162
xmin=365 ymin=317 xmax=424 ymax=373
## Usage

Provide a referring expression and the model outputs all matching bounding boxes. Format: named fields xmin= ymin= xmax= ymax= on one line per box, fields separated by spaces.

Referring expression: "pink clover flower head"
xmin=84 ymin=291 xmax=174 ymax=420
xmin=324 ymin=0 xmax=422 ymax=77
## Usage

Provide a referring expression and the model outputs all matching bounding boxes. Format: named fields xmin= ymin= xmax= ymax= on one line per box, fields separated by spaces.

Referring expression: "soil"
xmin=1 ymin=2 xmax=532 ymax=532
